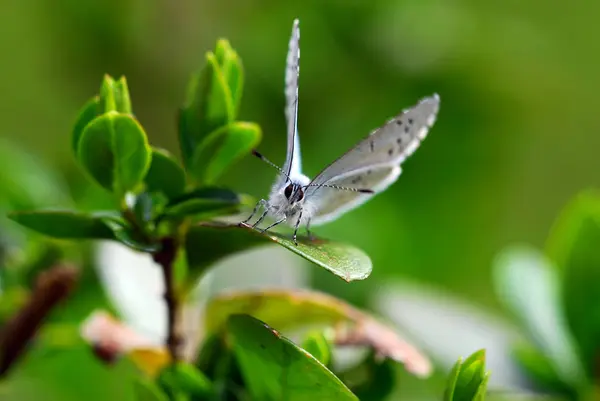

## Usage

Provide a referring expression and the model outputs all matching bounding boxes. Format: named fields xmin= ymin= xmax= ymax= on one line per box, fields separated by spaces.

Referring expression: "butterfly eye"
xmin=284 ymin=184 xmax=293 ymax=199
xmin=297 ymin=188 xmax=304 ymax=201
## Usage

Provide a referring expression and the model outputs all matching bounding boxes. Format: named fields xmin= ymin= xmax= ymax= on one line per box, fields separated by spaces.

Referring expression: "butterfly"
xmin=242 ymin=19 xmax=440 ymax=245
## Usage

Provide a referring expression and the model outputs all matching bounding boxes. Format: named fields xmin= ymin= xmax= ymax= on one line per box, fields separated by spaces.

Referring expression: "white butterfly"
xmin=242 ymin=19 xmax=440 ymax=244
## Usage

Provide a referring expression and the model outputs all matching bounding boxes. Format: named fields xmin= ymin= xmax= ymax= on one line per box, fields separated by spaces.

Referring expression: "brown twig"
xmin=0 ymin=264 xmax=79 ymax=376
xmin=152 ymin=237 xmax=181 ymax=361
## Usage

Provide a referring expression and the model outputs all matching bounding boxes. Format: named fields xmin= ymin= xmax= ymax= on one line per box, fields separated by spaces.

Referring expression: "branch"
xmin=152 ymin=237 xmax=181 ymax=361
xmin=0 ymin=264 xmax=79 ymax=376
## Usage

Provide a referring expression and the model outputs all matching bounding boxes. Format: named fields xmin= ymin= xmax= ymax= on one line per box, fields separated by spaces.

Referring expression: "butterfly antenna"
xmin=252 ymin=150 xmax=292 ymax=182
xmin=304 ymin=183 xmax=374 ymax=194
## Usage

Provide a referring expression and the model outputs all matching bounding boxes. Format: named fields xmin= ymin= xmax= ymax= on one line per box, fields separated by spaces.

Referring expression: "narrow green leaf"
xmin=8 ymin=210 xmax=115 ymax=239
xmin=77 ymin=113 xmax=151 ymax=195
xmin=186 ymin=222 xmax=372 ymax=284
xmin=134 ymin=378 xmax=169 ymax=401
xmin=227 ymin=314 xmax=358 ymax=401
xmin=163 ymin=188 xmax=241 ymax=220
xmin=545 ymin=190 xmax=600 ymax=375
xmin=215 ymin=39 xmax=244 ymax=116
xmin=114 ymin=76 xmax=132 ymax=114
xmin=493 ymin=246 xmax=586 ymax=387
xmin=301 ymin=332 xmax=332 ymax=367
xmin=100 ymin=74 xmax=117 ymax=113
xmin=144 ymin=148 xmax=186 ymax=200
xmin=179 ymin=52 xmax=233 ymax=167
xmin=158 ymin=363 xmax=213 ymax=398
xmin=190 ymin=121 xmax=261 ymax=185
xmin=71 ymin=96 xmax=101 ymax=155
xmin=445 ymin=350 xmax=489 ymax=401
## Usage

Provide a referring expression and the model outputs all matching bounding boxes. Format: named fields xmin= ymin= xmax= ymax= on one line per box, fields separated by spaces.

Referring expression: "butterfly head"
xmin=283 ymin=182 xmax=305 ymax=204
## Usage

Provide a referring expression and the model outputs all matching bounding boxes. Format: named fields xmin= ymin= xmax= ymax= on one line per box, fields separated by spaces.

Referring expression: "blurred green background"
xmin=1 ymin=0 xmax=598 ymax=399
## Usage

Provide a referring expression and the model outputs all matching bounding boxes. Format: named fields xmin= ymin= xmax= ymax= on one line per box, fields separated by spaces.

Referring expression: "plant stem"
xmin=0 ymin=265 xmax=79 ymax=376
xmin=153 ymin=237 xmax=180 ymax=361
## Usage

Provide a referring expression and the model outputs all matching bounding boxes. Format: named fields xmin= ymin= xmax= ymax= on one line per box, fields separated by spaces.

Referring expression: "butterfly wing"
xmin=276 ymin=19 xmax=302 ymax=189
xmin=306 ymin=94 xmax=440 ymax=225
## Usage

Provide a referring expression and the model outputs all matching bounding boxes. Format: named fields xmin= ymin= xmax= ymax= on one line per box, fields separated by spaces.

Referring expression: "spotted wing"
xmin=306 ymin=94 xmax=440 ymax=225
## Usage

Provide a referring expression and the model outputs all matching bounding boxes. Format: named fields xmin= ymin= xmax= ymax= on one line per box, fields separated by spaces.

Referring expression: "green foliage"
xmin=444 ymin=350 xmax=490 ymax=401
xmin=227 ymin=314 xmax=358 ymax=401
xmin=3 ymin=33 xmax=397 ymax=401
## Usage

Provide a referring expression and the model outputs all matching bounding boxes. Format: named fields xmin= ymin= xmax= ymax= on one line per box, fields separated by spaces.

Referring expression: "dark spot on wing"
xmin=404 ymin=126 xmax=410 ymax=133
xmin=367 ymin=170 xmax=372 ymax=175
xmin=395 ymin=119 xmax=402 ymax=126
xmin=408 ymin=118 xmax=414 ymax=125
xmin=351 ymin=177 xmax=361 ymax=184
xmin=370 ymin=140 xmax=374 ymax=152
xmin=388 ymin=148 xmax=393 ymax=156
xmin=396 ymin=137 xmax=402 ymax=145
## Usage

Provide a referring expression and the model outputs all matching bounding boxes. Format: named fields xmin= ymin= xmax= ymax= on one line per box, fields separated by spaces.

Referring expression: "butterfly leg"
xmin=241 ymin=199 xmax=268 ymax=226
xmin=252 ymin=203 xmax=271 ymax=229
xmin=259 ymin=217 xmax=287 ymax=234
xmin=293 ymin=210 xmax=303 ymax=246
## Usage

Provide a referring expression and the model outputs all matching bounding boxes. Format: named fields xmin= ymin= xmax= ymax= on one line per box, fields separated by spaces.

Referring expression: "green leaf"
xmin=100 ymin=74 xmax=132 ymax=114
xmin=190 ymin=122 xmax=261 ymax=185
xmin=77 ymin=112 xmax=152 ymax=195
xmin=186 ymin=223 xmax=372 ymax=284
xmin=444 ymin=350 xmax=489 ymax=401
xmin=179 ymin=52 xmax=233 ymax=167
xmin=227 ymin=314 xmax=358 ymax=401
xmin=8 ymin=209 xmax=115 ymax=239
xmin=493 ymin=246 xmax=586 ymax=387
xmin=545 ymin=190 xmax=600 ymax=374
xmin=215 ymin=39 xmax=244 ymax=117
xmin=157 ymin=363 xmax=213 ymax=398
xmin=301 ymin=332 xmax=332 ymax=367
xmin=134 ymin=378 xmax=169 ymax=401
xmin=71 ymin=96 xmax=101 ymax=155
xmin=100 ymin=74 xmax=117 ymax=113
xmin=144 ymin=148 xmax=186 ymax=199
xmin=204 ymin=289 xmax=431 ymax=378
xmin=162 ymin=188 xmax=242 ymax=220
xmin=114 ymin=76 xmax=132 ymax=114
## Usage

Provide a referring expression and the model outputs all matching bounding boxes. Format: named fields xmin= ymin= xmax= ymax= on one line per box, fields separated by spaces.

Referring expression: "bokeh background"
xmin=1 ymin=0 xmax=598 ymax=400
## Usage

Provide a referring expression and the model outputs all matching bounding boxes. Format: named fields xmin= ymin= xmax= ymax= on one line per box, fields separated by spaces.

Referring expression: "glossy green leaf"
xmin=71 ymin=96 xmax=101 ymax=155
xmin=204 ymin=289 xmax=431 ymax=378
xmin=179 ymin=52 xmax=233 ymax=167
xmin=100 ymin=74 xmax=118 ymax=113
xmin=493 ymin=246 xmax=586 ymax=387
xmin=545 ymin=190 xmax=600 ymax=374
xmin=114 ymin=76 xmax=132 ymax=114
xmin=157 ymin=363 xmax=213 ymax=398
xmin=162 ymin=188 xmax=241 ymax=220
xmin=215 ymin=39 xmax=244 ymax=116
xmin=134 ymin=378 xmax=169 ymax=401
xmin=77 ymin=112 xmax=151 ymax=195
xmin=444 ymin=350 xmax=489 ymax=401
xmin=301 ymin=332 xmax=332 ymax=367
xmin=8 ymin=209 xmax=115 ymax=239
xmin=227 ymin=314 xmax=358 ymax=401
xmin=186 ymin=222 xmax=372 ymax=283
xmin=144 ymin=148 xmax=186 ymax=199
xmin=190 ymin=121 xmax=261 ymax=185
xmin=99 ymin=74 xmax=132 ymax=114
